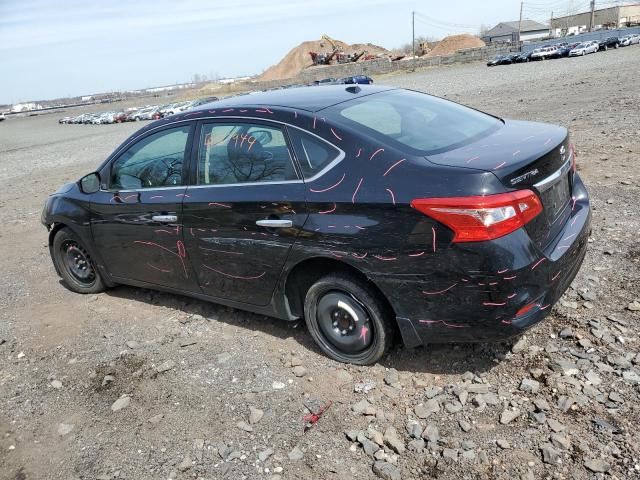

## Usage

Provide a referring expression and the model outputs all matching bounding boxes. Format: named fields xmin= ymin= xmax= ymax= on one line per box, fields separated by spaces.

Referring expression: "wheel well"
xmin=48 ymin=222 xmax=68 ymax=246
xmin=284 ymin=257 xmax=396 ymax=321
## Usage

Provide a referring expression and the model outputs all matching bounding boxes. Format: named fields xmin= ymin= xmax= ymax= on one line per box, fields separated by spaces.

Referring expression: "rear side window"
xmin=197 ymin=122 xmax=297 ymax=185
xmin=331 ymin=89 xmax=500 ymax=155
xmin=287 ymin=128 xmax=341 ymax=179
xmin=110 ymin=126 xmax=189 ymax=189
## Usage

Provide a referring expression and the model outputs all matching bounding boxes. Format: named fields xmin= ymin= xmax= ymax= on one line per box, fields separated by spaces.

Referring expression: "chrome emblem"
xmin=510 ymin=168 xmax=539 ymax=185
xmin=559 ymin=145 xmax=566 ymax=162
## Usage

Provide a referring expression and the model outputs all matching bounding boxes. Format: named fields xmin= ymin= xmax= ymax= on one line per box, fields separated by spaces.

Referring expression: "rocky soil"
xmin=1 ymin=46 xmax=639 ymax=479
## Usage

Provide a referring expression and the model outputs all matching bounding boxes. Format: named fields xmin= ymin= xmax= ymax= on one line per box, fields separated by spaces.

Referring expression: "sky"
xmin=0 ymin=0 xmax=629 ymax=104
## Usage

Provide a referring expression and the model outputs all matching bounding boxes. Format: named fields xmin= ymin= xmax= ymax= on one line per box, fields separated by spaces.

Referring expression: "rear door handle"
xmin=256 ymin=219 xmax=292 ymax=228
xmin=152 ymin=215 xmax=178 ymax=222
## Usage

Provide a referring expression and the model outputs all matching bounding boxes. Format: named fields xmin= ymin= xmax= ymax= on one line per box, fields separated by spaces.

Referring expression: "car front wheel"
xmin=52 ymin=228 xmax=105 ymax=294
xmin=303 ymin=273 xmax=394 ymax=365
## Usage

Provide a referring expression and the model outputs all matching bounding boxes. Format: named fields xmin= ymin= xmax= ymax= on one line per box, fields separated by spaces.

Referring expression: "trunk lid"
xmin=426 ymin=119 xmax=573 ymax=250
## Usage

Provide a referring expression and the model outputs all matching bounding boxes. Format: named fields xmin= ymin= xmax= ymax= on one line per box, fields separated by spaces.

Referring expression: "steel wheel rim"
xmin=61 ymin=240 xmax=96 ymax=285
xmin=316 ymin=291 xmax=373 ymax=354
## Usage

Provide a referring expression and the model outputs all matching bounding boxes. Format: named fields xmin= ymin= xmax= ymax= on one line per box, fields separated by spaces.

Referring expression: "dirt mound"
xmin=260 ymin=38 xmax=390 ymax=81
xmin=426 ymin=34 xmax=485 ymax=57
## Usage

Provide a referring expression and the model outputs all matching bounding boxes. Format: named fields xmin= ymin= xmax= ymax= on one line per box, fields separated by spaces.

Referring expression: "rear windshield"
xmin=328 ymin=89 xmax=501 ymax=155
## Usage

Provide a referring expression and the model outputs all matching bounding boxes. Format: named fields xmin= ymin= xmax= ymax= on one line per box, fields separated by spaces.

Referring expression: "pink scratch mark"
xmin=503 ymin=275 xmax=517 ymax=280
xmin=493 ymin=161 xmax=506 ymax=170
xmin=330 ymin=128 xmax=342 ymax=140
xmin=133 ymin=240 xmax=188 ymax=278
xmin=522 ymin=135 xmax=535 ymax=141
xmin=571 ymin=216 xmax=578 ymax=227
xmin=571 ymin=196 xmax=577 ymax=211
xmin=373 ymin=255 xmax=397 ymax=261
xmin=512 ymin=150 xmax=521 ymax=156
xmin=202 ymin=264 xmax=265 ymax=280
xmin=176 ymin=193 xmax=190 ymax=198
xmin=355 ymin=226 xmax=365 ymax=230
xmin=154 ymin=229 xmax=175 ymax=235
xmin=356 ymin=148 xmax=362 ymax=158
xmin=423 ymin=283 xmax=457 ymax=295
xmin=385 ymin=188 xmax=396 ymax=205
xmin=507 ymin=293 xmax=517 ymax=299
xmin=530 ymin=258 xmax=546 ymax=270
xmin=483 ymin=301 xmax=506 ymax=306
xmin=556 ymin=244 xmax=571 ymax=251
xmin=208 ymin=202 xmax=231 ymax=208
xmin=294 ymin=110 xmax=298 ymax=118
xmin=418 ymin=319 xmax=467 ymax=328
xmin=563 ymin=233 xmax=576 ymax=242
xmin=318 ymin=203 xmax=337 ymax=214
xmin=147 ymin=263 xmax=172 ymax=273
xmin=239 ymin=109 xmax=248 ymax=113
xmin=369 ymin=148 xmax=384 ymax=161
xmin=544 ymin=138 xmax=552 ymax=146
xmin=489 ymin=281 xmax=498 ymax=286
xmin=309 ymin=172 xmax=346 ymax=193
xmin=255 ymin=108 xmax=273 ymax=114
xmin=352 ymin=252 xmax=368 ymax=259
xmin=312 ymin=117 xmax=317 ymax=129
xmin=383 ymin=158 xmax=406 ymax=176
xmin=352 ymin=177 xmax=364 ymax=204
xmin=551 ymin=270 xmax=561 ymax=281
xmin=538 ymin=303 xmax=551 ymax=310
xmin=329 ymin=251 xmax=348 ymax=258
xmin=207 ymin=110 xmax=216 ymax=114
xmin=466 ymin=155 xmax=480 ymax=164
xmin=150 ymin=195 xmax=164 ymax=199
xmin=460 ymin=278 xmax=469 ymax=282
xmin=359 ymin=325 xmax=369 ymax=343
xmin=432 ymin=227 xmax=436 ymax=253
xmin=200 ymin=247 xmax=243 ymax=255
xmin=497 ymin=268 xmax=508 ymax=274
xmin=222 ymin=108 xmax=234 ymax=112
xmin=408 ymin=251 xmax=425 ymax=257
xmin=110 ymin=194 xmax=137 ymax=203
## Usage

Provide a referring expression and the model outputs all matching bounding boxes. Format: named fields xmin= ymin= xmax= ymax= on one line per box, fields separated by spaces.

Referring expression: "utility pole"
xmin=517 ymin=1 xmax=524 ymax=46
xmin=589 ymin=0 xmax=596 ymax=32
xmin=412 ymin=11 xmax=416 ymax=71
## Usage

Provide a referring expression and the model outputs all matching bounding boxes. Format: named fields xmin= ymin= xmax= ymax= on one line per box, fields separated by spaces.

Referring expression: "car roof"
xmin=196 ymin=85 xmax=396 ymax=113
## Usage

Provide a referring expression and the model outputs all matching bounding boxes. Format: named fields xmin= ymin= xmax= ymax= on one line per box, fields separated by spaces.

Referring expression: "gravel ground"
xmin=1 ymin=46 xmax=640 ymax=480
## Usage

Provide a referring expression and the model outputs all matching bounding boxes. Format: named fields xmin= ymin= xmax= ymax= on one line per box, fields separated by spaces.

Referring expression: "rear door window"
xmin=197 ymin=122 xmax=298 ymax=185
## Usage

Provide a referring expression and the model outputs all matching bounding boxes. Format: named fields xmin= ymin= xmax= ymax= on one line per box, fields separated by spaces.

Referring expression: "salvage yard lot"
xmin=1 ymin=46 xmax=639 ymax=479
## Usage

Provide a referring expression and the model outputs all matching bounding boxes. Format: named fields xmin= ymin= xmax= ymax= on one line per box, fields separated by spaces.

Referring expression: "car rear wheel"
xmin=303 ymin=273 xmax=393 ymax=365
xmin=52 ymin=228 xmax=105 ymax=294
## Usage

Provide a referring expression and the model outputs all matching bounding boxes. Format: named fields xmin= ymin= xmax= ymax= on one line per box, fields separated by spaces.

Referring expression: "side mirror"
xmin=79 ymin=172 xmax=101 ymax=194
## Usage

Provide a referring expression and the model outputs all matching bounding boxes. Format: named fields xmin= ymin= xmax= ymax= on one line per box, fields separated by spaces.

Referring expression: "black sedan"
xmin=42 ymin=85 xmax=591 ymax=365
xmin=598 ymin=36 xmax=620 ymax=51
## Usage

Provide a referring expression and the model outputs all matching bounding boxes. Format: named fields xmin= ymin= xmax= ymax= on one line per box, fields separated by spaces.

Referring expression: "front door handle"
xmin=256 ymin=219 xmax=292 ymax=228
xmin=152 ymin=214 xmax=178 ymax=223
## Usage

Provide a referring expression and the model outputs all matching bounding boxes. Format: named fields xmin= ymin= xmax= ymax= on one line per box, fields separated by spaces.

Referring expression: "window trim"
xmin=103 ymin=122 xmax=195 ymax=192
xmin=284 ymin=125 xmax=344 ymax=183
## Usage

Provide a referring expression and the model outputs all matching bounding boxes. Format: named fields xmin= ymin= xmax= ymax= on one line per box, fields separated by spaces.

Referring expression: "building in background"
xmin=551 ymin=3 xmax=640 ymax=37
xmin=482 ymin=20 xmax=549 ymax=43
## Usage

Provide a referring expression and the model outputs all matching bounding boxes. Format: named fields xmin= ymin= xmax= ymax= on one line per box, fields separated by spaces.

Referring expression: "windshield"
xmin=328 ymin=89 xmax=501 ymax=155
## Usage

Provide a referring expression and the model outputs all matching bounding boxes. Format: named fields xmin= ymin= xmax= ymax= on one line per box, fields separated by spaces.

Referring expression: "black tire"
xmin=52 ymin=228 xmax=105 ymax=294
xmin=303 ymin=273 xmax=394 ymax=365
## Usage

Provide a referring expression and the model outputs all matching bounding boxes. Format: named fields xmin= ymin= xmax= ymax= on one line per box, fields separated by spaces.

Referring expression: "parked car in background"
xmin=132 ymin=106 xmax=158 ymax=121
xmin=42 ymin=85 xmax=590 ymax=365
xmin=341 ymin=75 xmax=374 ymax=85
xmin=531 ymin=46 xmax=560 ymax=60
xmin=598 ymin=36 xmax=620 ymax=51
xmin=619 ymin=35 xmax=639 ymax=46
xmin=313 ymin=77 xmax=339 ymax=85
xmin=187 ymin=96 xmax=220 ymax=109
xmin=487 ymin=55 xmax=509 ymax=66
xmin=557 ymin=43 xmax=580 ymax=57
xmin=569 ymin=41 xmax=599 ymax=56
xmin=58 ymin=116 xmax=72 ymax=124
xmin=0 ymin=112 xmax=5 ymax=122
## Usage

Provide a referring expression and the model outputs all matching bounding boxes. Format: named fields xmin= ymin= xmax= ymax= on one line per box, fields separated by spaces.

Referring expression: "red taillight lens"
xmin=411 ymin=190 xmax=543 ymax=243
xmin=569 ymin=142 xmax=577 ymax=173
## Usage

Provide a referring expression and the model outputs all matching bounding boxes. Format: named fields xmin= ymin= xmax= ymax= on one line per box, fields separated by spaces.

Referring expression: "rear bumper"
xmin=372 ymin=174 xmax=591 ymax=346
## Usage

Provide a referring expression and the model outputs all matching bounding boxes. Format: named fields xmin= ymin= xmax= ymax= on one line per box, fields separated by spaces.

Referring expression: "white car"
xmin=530 ymin=46 xmax=559 ymax=60
xmin=569 ymin=41 xmax=599 ymax=56
xmin=0 ymin=112 xmax=5 ymax=122
xmin=620 ymin=35 xmax=639 ymax=46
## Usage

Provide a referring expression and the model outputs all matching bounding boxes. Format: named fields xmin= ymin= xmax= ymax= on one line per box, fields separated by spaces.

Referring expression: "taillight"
xmin=411 ymin=190 xmax=543 ymax=243
xmin=569 ymin=142 xmax=577 ymax=173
